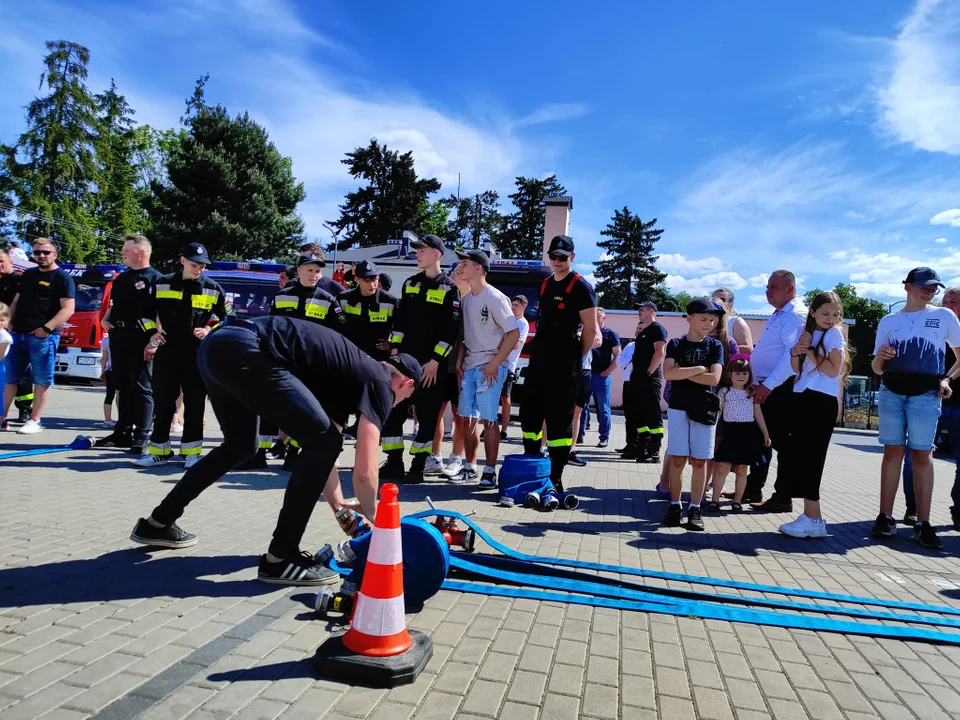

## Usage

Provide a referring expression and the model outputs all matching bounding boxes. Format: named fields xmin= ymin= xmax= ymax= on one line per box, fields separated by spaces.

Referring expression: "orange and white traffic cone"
xmin=314 ymin=484 xmax=433 ymax=687
xmin=342 ymin=483 xmax=411 ymax=656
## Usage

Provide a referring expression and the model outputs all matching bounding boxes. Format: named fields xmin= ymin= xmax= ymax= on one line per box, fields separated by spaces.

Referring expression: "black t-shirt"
xmin=318 ymin=276 xmax=346 ymax=296
xmin=252 ymin=316 xmax=394 ymax=430
xmin=631 ymin=322 xmax=668 ymax=381
xmin=533 ymin=273 xmax=598 ymax=355
xmin=110 ymin=267 xmax=162 ymax=322
xmin=0 ymin=271 xmax=20 ymax=306
xmin=665 ymin=335 xmax=723 ymax=411
xmin=11 ymin=267 xmax=76 ymax=334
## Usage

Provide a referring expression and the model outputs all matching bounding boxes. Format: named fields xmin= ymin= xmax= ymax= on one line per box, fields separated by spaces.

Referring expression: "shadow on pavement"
xmin=0 ymin=550 xmax=273 ymax=607
xmin=207 ymin=656 xmax=316 ymax=683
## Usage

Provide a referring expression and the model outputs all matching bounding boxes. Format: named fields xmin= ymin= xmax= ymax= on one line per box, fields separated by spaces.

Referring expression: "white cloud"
xmin=747 ymin=274 xmax=769 ymax=287
xmin=664 ymin=272 xmax=748 ymax=297
xmin=931 ymin=209 xmax=960 ymax=227
xmin=827 ymin=250 xmax=848 ymax=260
xmin=878 ymin=0 xmax=960 ymax=154
xmin=655 ymin=253 xmax=724 ymax=274
xmin=574 ymin=262 xmax=593 ymax=272
xmin=936 ymin=237 xmax=949 ymax=243
xmin=748 ymin=294 xmax=770 ymax=306
xmin=513 ymin=103 xmax=589 ymax=128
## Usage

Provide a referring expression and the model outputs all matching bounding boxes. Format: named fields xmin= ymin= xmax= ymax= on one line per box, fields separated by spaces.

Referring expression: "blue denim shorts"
xmin=4 ymin=332 xmax=59 ymax=386
xmin=458 ymin=365 xmax=508 ymax=423
xmin=666 ymin=408 xmax=716 ymax=460
xmin=877 ymin=387 xmax=941 ymax=451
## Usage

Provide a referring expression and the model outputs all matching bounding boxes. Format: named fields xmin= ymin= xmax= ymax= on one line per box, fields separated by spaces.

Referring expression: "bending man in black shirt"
xmin=131 ymin=316 xmax=420 ymax=586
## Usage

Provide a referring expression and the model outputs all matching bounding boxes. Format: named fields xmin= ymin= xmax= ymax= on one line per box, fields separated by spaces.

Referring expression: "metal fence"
xmin=839 ymin=374 xmax=879 ymax=429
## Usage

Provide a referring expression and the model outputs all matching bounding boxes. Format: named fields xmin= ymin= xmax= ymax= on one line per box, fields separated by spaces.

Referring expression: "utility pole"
xmin=322 ymin=221 xmax=342 ymax=267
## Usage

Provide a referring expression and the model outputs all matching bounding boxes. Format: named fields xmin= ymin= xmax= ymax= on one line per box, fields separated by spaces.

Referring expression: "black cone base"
xmin=313 ymin=629 xmax=433 ymax=688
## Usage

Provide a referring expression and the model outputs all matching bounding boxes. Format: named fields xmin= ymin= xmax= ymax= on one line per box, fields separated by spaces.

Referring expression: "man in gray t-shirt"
xmin=450 ymin=251 xmax=520 ymax=487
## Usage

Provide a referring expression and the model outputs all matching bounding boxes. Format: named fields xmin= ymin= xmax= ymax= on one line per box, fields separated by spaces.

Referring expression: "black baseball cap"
xmin=547 ymin=235 xmax=575 ymax=257
xmin=455 ymin=249 xmax=490 ymax=272
xmin=635 ymin=300 xmax=658 ymax=312
xmin=904 ymin=267 xmax=945 ymax=288
xmin=181 ymin=242 xmax=212 ymax=265
xmin=379 ymin=273 xmax=393 ymax=292
xmin=386 ymin=353 xmax=423 ymax=389
xmin=686 ymin=297 xmax=726 ymax=316
xmin=298 ymin=253 xmax=326 ymax=268
xmin=354 ymin=260 xmax=379 ymax=279
xmin=411 ymin=234 xmax=444 ymax=252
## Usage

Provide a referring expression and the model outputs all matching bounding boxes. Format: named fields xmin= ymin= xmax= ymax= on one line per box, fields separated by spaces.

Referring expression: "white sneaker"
xmin=171 ymin=423 xmax=184 ymax=434
xmin=779 ymin=514 xmax=827 ymax=538
xmin=448 ymin=465 xmax=479 ymax=484
xmin=442 ymin=455 xmax=464 ymax=478
xmin=17 ymin=419 xmax=42 ymax=435
xmin=135 ymin=454 xmax=169 ymax=468
xmin=423 ymin=455 xmax=444 ymax=476
xmin=183 ymin=454 xmax=201 ymax=469
xmin=102 ymin=420 xmax=116 ymax=428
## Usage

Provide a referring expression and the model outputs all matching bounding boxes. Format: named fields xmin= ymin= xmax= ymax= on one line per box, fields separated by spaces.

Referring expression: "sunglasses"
xmin=33 ymin=250 xmax=54 ymax=256
xmin=548 ymin=253 xmax=569 ymax=262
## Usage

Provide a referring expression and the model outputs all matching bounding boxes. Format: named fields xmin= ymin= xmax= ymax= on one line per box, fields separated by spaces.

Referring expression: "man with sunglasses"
xmin=871 ymin=267 xmax=960 ymax=549
xmin=520 ymin=235 xmax=598 ymax=493
xmin=1 ymin=238 xmax=76 ymax=434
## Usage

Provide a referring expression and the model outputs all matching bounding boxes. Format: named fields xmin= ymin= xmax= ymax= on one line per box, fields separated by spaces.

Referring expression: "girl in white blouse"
xmin=779 ymin=291 xmax=848 ymax=539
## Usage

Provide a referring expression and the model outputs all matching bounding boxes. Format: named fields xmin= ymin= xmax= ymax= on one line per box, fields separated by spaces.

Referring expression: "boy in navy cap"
xmin=661 ymin=297 xmax=725 ymax=531
xmin=871 ymin=266 xmax=960 ymax=549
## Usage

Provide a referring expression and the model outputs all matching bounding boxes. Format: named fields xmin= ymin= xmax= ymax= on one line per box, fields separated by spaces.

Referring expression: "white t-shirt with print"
xmin=794 ymin=326 xmax=845 ymax=397
xmin=0 ymin=328 xmax=12 ymax=360
xmin=873 ymin=306 xmax=960 ymax=378
xmin=506 ymin=316 xmax=529 ymax=372
xmin=462 ymin=284 xmax=520 ymax=371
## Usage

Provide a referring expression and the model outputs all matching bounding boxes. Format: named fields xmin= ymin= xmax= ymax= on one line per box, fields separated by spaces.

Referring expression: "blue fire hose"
xmin=325 ymin=510 xmax=960 ymax=645
xmin=0 ymin=435 xmax=94 ymax=461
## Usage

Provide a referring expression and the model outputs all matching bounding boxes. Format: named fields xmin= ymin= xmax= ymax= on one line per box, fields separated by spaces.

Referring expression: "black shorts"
xmin=500 ymin=370 xmax=516 ymax=399
xmin=445 ymin=372 xmax=460 ymax=406
xmin=575 ymin=370 xmax=591 ymax=408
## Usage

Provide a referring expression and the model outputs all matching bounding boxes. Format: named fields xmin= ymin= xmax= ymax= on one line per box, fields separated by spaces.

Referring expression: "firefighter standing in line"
xmin=96 ymin=235 xmax=162 ymax=453
xmin=337 ymin=260 xmax=397 ymax=361
xmin=520 ymin=235 xmax=598 ymax=493
xmin=380 ymin=234 xmax=461 ymax=484
xmin=238 ymin=253 xmax=348 ymax=471
xmin=0 ymin=250 xmax=32 ymax=426
xmin=136 ymin=242 xmax=226 ymax=469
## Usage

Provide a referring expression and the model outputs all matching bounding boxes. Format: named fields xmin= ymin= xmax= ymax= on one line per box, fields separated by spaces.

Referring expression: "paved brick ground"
xmin=3 ymin=386 xmax=960 ymax=719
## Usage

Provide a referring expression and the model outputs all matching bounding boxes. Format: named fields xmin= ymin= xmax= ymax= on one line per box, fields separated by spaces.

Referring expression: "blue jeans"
xmin=4 ymin=332 xmax=60 ymax=386
xmin=589 ymin=374 xmax=613 ymax=441
xmin=902 ymin=404 xmax=960 ymax=513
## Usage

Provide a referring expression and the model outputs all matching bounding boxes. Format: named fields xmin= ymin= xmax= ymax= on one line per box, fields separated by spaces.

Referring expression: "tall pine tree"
xmin=0 ymin=40 xmax=102 ymax=262
xmin=330 ymin=139 xmax=441 ymax=249
xmin=95 ymin=79 xmax=148 ymax=260
xmin=499 ymin=175 xmax=565 ymax=259
xmin=594 ymin=207 xmax=666 ymax=309
xmin=147 ymin=76 xmax=306 ymax=263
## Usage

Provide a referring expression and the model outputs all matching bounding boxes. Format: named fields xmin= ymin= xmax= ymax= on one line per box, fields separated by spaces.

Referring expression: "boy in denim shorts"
xmin=662 ymin=297 xmax=725 ymax=531
xmin=452 ymin=250 xmax=520 ymax=487
xmin=871 ymin=267 xmax=960 ymax=549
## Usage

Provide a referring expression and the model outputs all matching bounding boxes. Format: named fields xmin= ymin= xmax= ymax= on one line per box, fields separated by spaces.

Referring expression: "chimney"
xmin=543 ymin=195 xmax=573 ymax=263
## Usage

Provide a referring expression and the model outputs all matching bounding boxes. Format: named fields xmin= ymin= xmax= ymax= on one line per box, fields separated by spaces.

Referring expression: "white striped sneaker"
xmin=257 ymin=551 xmax=339 ymax=586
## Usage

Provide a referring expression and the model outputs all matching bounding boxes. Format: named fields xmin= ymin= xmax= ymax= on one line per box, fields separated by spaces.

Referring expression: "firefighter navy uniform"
xmin=380 ymin=261 xmax=461 ymax=483
xmin=520 ymin=236 xmax=597 ymax=491
xmin=253 ymin=255 xmax=347 ymax=466
xmin=144 ymin=244 xmax=226 ymax=462
xmin=336 ymin=260 xmax=398 ymax=362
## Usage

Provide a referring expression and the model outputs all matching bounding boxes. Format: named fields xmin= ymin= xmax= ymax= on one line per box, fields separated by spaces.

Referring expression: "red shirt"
xmin=332 ymin=272 xmax=345 ymax=285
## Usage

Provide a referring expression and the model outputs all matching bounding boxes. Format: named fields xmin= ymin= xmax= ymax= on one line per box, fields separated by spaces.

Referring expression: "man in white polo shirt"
xmin=746 ymin=269 xmax=807 ymax=512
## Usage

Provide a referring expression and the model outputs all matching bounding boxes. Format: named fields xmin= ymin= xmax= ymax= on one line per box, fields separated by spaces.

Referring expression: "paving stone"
xmin=506 ymin=669 xmax=546 ymax=705
xmin=581 ymin=682 xmax=618 ymax=719
xmin=410 ymin=690 xmax=461 ymax=720
xmin=460 ymin=679 xmax=507 ymax=717
xmin=547 ymin=661 xmax=585 ymax=697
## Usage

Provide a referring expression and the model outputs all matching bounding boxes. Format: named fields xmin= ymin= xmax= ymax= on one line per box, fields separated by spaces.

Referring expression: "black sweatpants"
xmin=148 ymin=340 xmax=207 ymax=457
xmin=520 ymin=356 xmax=578 ymax=490
xmin=630 ymin=371 xmax=664 ymax=454
xmin=151 ymin=324 xmax=343 ymax=558
xmin=110 ymin=327 xmax=154 ymax=443
xmin=746 ymin=379 xmax=795 ymax=499
xmin=785 ymin=389 xmax=838 ymax=501
xmin=381 ymin=364 xmax=446 ymax=458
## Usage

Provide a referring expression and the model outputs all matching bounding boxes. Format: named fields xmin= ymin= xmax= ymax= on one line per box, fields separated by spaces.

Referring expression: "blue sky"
xmin=2 ymin=0 xmax=960 ymax=312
